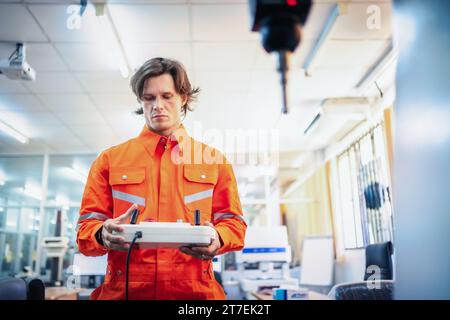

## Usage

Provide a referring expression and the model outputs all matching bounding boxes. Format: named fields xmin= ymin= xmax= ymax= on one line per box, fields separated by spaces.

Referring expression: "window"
xmin=336 ymin=123 xmax=394 ymax=249
xmin=0 ymin=154 xmax=95 ymax=277
xmin=0 ymin=156 xmax=43 ymax=276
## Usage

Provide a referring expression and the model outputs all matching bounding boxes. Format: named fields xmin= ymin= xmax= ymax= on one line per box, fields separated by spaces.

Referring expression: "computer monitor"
xmin=299 ymin=236 xmax=334 ymax=287
xmin=72 ymin=253 xmax=107 ymax=276
xmin=71 ymin=253 xmax=107 ymax=288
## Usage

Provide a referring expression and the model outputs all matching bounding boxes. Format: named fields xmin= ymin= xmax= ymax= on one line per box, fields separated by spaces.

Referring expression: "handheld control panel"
xmin=113 ymin=221 xmax=216 ymax=249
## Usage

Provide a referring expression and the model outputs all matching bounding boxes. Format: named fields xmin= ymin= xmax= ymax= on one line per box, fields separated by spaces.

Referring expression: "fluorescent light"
xmin=97 ymin=5 xmax=130 ymax=78
xmin=0 ymin=119 xmax=29 ymax=144
xmin=118 ymin=63 xmax=130 ymax=79
xmin=303 ymin=108 xmax=323 ymax=135
xmin=303 ymin=4 xmax=340 ymax=73
xmin=321 ymin=97 xmax=371 ymax=121
xmin=355 ymin=40 xmax=398 ymax=92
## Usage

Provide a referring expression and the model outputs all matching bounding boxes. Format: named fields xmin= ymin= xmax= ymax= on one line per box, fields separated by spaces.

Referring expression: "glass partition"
xmin=0 ymin=154 xmax=96 ymax=278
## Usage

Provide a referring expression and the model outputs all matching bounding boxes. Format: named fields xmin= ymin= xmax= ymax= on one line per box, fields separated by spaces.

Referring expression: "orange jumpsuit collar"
xmin=138 ymin=124 xmax=187 ymax=156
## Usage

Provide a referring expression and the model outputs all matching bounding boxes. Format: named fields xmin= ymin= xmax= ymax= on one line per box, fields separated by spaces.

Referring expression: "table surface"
xmin=251 ymin=290 xmax=330 ymax=300
xmin=45 ymin=287 xmax=86 ymax=300
xmin=45 ymin=287 xmax=330 ymax=300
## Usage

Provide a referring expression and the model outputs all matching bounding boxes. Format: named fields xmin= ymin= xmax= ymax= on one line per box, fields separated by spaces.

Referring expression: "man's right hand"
xmin=100 ymin=204 xmax=137 ymax=251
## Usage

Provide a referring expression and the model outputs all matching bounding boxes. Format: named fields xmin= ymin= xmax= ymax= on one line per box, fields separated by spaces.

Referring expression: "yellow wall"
xmin=282 ymin=164 xmax=334 ymax=265
xmin=383 ymin=106 xmax=395 ymax=187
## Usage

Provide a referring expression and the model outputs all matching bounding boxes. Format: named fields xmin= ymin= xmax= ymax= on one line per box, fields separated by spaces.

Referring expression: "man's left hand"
xmin=179 ymin=221 xmax=222 ymax=260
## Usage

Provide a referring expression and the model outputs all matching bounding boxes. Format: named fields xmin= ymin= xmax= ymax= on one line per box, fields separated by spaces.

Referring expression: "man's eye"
xmin=163 ymin=95 xmax=173 ymax=99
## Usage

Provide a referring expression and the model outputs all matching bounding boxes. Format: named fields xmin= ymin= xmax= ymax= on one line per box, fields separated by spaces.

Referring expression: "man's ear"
xmin=182 ymin=95 xmax=188 ymax=106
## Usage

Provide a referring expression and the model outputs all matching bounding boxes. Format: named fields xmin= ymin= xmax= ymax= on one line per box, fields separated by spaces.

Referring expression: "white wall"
xmin=393 ymin=0 xmax=450 ymax=299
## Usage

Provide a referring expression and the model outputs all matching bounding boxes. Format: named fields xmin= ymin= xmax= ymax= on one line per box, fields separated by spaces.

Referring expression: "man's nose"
xmin=151 ymin=97 xmax=163 ymax=110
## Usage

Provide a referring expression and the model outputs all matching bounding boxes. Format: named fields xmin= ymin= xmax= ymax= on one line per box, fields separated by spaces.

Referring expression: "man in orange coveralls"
xmin=76 ymin=57 xmax=246 ymax=300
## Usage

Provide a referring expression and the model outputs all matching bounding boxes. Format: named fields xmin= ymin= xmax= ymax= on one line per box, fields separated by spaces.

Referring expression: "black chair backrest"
xmin=364 ymin=241 xmax=394 ymax=280
xmin=24 ymin=277 xmax=45 ymax=300
xmin=214 ymin=271 xmax=223 ymax=287
xmin=0 ymin=278 xmax=28 ymax=300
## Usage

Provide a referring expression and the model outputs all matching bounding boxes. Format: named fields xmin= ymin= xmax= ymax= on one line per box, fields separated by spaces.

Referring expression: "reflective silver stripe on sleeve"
xmin=184 ymin=188 xmax=214 ymax=205
xmin=112 ymin=189 xmax=145 ymax=206
xmin=77 ymin=212 xmax=110 ymax=224
xmin=76 ymin=212 xmax=110 ymax=231
xmin=213 ymin=212 xmax=245 ymax=223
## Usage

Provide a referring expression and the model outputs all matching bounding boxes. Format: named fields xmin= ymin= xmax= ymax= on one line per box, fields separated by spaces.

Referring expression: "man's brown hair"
xmin=130 ymin=57 xmax=200 ymax=117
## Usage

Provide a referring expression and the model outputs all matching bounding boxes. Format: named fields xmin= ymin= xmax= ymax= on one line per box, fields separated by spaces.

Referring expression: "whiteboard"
xmin=299 ymin=236 xmax=334 ymax=286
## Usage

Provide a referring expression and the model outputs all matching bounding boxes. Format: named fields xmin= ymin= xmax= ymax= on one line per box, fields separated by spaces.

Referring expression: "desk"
xmin=45 ymin=287 xmax=86 ymax=300
xmin=251 ymin=290 xmax=330 ymax=300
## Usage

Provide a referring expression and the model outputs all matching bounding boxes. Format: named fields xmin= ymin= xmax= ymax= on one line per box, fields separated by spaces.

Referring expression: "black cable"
xmin=375 ymin=81 xmax=384 ymax=98
xmin=125 ymin=231 xmax=142 ymax=300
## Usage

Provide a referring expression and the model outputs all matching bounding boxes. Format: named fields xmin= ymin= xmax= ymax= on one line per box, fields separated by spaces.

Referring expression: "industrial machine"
xmin=41 ymin=209 xmax=69 ymax=286
xmin=235 ymin=226 xmax=298 ymax=299
xmin=42 ymin=236 xmax=69 ymax=287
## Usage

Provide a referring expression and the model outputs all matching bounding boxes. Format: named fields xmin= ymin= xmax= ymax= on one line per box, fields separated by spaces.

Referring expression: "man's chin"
xmin=149 ymin=123 xmax=172 ymax=134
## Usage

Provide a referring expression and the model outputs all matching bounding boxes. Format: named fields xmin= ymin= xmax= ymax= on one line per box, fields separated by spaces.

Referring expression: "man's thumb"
xmin=204 ymin=221 xmax=214 ymax=227
xmin=115 ymin=204 xmax=138 ymax=223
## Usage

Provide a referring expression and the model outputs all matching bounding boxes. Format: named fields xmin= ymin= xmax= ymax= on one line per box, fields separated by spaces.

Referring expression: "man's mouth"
xmin=152 ymin=114 xmax=168 ymax=119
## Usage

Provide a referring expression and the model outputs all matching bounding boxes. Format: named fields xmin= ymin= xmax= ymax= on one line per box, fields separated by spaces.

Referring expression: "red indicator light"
xmin=287 ymin=0 xmax=298 ymax=6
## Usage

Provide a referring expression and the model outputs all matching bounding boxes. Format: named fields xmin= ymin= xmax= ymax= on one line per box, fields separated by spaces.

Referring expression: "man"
xmin=76 ymin=57 xmax=246 ymax=300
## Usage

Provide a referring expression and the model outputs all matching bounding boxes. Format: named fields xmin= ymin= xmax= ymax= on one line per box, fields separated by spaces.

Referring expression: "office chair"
xmin=328 ymin=280 xmax=394 ymax=300
xmin=328 ymin=241 xmax=395 ymax=300
xmin=0 ymin=278 xmax=28 ymax=300
xmin=24 ymin=277 xmax=46 ymax=300
xmin=364 ymin=241 xmax=394 ymax=280
xmin=0 ymin=277 xmax=45 ymax=300
xmin=214 ymin=271 xmax=223 ymax=288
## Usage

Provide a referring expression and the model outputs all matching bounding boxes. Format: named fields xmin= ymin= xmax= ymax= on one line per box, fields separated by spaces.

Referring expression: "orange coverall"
xmin=76 ymin=124 xmax=246 ymax=299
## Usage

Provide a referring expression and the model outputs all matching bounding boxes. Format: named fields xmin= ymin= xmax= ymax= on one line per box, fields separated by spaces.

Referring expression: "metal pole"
xmin=34 ymin=153 xmax=49 ymax=275
xmin=264 ymin=174 xmax=272 ymax=226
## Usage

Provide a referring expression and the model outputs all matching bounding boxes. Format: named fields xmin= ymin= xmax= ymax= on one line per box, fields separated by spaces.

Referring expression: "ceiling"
xmin=0 ymin=0 xmax=395 ymax=200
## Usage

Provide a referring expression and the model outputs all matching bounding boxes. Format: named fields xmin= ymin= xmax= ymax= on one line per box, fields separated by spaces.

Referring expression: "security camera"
xmin=0 ymin=43 xmax=36 ymax=81
xmin=249 ymin=0 xmax=312 ymax=114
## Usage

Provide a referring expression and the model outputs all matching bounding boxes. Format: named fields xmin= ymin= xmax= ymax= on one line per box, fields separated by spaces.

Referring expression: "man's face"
xmin=141 ymin=73 xmax=187 ymax=136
